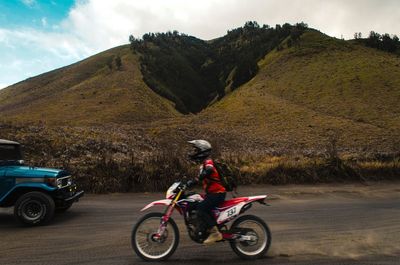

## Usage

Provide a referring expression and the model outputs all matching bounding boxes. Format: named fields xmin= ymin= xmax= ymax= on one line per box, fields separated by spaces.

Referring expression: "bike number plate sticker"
xmin=217 ymin=202 xmax=245 ymax=224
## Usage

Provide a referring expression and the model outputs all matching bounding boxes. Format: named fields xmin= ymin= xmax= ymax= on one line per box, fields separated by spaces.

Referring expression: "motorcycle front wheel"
xmin=131 ymin=212 xmax=179 ymax=261
xmin=229 ymin=215 xmax=271 ymax=260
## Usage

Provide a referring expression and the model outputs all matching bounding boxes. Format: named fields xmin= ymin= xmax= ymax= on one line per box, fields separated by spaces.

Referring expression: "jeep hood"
xmin=4 ymin=166 xmax=64 ymax=178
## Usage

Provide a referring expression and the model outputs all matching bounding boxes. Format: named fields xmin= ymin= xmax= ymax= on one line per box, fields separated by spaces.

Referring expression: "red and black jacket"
xmin=199 ymin=159 xmax=226 ymax=194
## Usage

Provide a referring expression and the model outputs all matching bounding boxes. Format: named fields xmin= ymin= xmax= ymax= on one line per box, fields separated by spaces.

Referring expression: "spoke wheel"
xmin=132 ymin=212 xmax=179 ymax=261
xmin=229 ymin=215 xmax=271 ymax=259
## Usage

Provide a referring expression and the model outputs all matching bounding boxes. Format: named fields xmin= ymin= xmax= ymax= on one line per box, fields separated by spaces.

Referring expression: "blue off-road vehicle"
xmin=0 ymin=139 xmax=84 ymax=225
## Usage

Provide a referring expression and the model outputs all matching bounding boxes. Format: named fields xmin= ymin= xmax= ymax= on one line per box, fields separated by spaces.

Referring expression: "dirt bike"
xmin=131 ymin=181 xmax=272 ymax=261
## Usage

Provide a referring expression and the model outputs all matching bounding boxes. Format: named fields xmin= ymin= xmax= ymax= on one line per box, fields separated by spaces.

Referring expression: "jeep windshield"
xmin=0 ymin=144 xmax=23 ymax=165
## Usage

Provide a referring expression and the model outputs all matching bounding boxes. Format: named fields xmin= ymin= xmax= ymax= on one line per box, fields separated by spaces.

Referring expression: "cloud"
xmin=64 ymin=0 xmax=400 ymax=45
xmin=3 ymin=0 xmax=400 ymax=58
xmin=0 ymin=27 xmax=94 ymax=88
xmin=1 ymin=0 xmax=400 ymax=88
xmin=0 ymin=83 xmax=10 ymax=89
xmin=41 ymin=17 xmax=47 ymax=27
xmin=21 ymin=0 xmax=36 ymax=8
xmin=0 ymin=28 xmax=92 ymax=60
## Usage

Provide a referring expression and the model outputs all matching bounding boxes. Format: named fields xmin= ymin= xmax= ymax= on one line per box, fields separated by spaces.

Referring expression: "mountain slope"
xmin=0 ymin=27 xmax=399 ymax=153
xmin=258 ymin=31 xmax=400 ymax=130
xmin=194 ymin=30 xmax=400 ymax=151
xmin=132 ymin=22 xmax=301 ymax=113
xmin=0 ymin=45 xmax=180 ymax=125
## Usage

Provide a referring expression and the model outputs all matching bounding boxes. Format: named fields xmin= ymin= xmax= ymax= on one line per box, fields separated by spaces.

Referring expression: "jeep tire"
xmin=14 ymin=191 xmax=55 ymax=226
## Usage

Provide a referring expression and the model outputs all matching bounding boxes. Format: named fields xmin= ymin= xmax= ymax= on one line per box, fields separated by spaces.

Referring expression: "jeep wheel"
xmin=14 ymin=192 xmax=55 ymax=226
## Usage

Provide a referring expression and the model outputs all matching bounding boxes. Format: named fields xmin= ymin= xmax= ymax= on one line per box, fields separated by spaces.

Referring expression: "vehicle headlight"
xmin=56 ymin=178 xmax=63 ymax=188
xmin=45 ymin=176 xmax=72 ymax=188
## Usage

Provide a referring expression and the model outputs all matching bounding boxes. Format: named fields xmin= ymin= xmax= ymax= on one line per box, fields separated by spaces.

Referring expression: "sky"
xmin=0 ymin=0 xmax=399 ymax=89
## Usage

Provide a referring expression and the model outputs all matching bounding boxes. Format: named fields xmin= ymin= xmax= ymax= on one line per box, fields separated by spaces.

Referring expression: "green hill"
xmin=259 ymin=31 xmax=400 ymax=130
xmin=0 ymin=25 xmax=399 ymax=152
xmin=0 ymin=46 xmax=180 ymax=125
xmin=131 ymin=22 xmax=303 ymax=113
xmin=194 ymin=30 xmax=400 ymax=151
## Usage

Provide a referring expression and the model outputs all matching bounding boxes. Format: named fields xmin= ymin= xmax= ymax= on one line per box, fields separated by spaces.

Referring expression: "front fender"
xmin=141 ymin=199 xmax=172 ymax=211
xmin=0 ymin=183 xmax=57 ymax=205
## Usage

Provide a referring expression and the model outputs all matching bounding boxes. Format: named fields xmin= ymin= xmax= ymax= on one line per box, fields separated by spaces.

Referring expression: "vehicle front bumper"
xmin=65 ymin=190 xmax=84 ymax=202
xmin=54 ymin=185 xmax=84 ymax=204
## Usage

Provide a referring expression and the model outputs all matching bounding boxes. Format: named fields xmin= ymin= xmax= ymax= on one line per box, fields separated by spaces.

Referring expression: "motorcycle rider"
xmin=187 ymin=140 xmax=226 ymax=244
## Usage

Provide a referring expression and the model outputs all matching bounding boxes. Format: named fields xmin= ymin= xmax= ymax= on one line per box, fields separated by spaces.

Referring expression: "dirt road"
xmin=0 ymin=183 xmax=399 ymax=265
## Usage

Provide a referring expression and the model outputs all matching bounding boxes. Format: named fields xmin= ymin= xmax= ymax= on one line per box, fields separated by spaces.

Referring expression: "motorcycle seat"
xmin=217 ymin=197 xmax=249 ymax=209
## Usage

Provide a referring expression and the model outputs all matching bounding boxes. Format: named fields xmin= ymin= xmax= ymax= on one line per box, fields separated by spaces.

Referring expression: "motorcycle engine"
xmin=186 ymin=208 xmax=208 ymax=243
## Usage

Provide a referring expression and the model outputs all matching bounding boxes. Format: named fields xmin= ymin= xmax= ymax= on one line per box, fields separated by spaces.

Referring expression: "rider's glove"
xmin=186 ymin=179 xmax=197 ymax=189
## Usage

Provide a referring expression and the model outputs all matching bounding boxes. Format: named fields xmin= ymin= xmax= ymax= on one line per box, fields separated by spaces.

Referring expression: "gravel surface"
xmin=0 ymin=183 xmax=399 ymax=265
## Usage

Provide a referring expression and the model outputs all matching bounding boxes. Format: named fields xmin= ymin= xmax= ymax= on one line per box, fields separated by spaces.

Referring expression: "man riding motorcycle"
xmin=187 ymin=139 xmax=226 ymax=244
xmin=131 ymin=140 xmax=272 ymax=261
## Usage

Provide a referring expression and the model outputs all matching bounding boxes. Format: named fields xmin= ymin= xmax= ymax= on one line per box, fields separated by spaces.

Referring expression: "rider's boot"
xmin=203 ymin=226 xmax=223 ymax=245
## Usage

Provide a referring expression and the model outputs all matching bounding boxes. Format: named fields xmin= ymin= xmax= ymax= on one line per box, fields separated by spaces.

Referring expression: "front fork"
xmin=155 ymin=190 xmax=183 ymax=239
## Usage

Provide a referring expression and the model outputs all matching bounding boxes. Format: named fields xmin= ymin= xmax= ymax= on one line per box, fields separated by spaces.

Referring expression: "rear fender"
xmin=140 ymin=199 xmax=172 ymax=211
xmin=216 ymin=202 xmax=246 ymax=224
xmin=216 ymin=195 xmax=268 ymax=224
xmin=247 ymin=195 xmax=268 ymax=204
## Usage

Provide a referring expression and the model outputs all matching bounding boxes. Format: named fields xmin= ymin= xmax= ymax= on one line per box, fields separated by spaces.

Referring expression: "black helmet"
xmin=187 ymin=140 xmax=212 ymax=162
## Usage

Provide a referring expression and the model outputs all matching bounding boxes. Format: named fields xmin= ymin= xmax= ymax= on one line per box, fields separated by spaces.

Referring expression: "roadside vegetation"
xmin=1 ymin=123 xmax=398 ymax=193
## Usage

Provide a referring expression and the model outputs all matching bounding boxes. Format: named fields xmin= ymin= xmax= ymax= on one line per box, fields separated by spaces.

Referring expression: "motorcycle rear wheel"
xmin=229 ymin=215 xmax=271 ymax=259
xmin=132 ymin=212 xmax=179 ymax=261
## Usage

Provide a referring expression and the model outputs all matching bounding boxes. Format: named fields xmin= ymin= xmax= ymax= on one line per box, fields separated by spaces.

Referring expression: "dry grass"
xmin=1 ymin=123 xmax=398 ymax=193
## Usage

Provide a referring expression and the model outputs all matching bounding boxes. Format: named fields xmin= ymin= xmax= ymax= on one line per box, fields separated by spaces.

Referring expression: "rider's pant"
xmin=197 ymin=192 xmax=226 ymax=229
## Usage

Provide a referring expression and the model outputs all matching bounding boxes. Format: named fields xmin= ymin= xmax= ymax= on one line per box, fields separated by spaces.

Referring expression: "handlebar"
xmin=173 ymin=178 xmax=197 ymax=193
